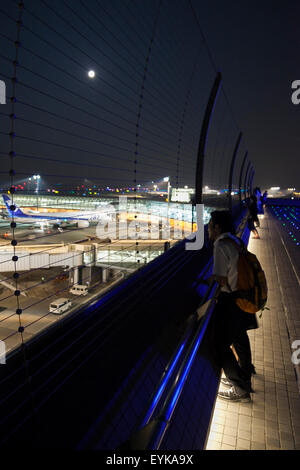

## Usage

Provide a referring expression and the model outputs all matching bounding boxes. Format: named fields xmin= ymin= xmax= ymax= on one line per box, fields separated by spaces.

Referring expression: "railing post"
xmin=243 ymin=161 xmax=251 ymax=201
xmin=195 ymin=72 xmax=222 ymax=205
xmin=246 ymin=166 xmax=254 ymax=197
xmin=238 ymin=151 xmax=248 ymax=207
xmin=228 ymin=132 xmax=242 ymax=213
xmin=249 ymin=168 xmax=255 ymax=196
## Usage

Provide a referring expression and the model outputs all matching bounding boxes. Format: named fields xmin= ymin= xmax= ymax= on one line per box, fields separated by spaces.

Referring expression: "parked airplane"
xmin=2 ymin=195 xmax=114 ymax=228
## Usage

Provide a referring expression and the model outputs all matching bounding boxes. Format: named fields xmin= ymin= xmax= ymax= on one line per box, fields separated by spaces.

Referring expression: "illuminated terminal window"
xmin=171 ymin=187 xmax=194 ymax=203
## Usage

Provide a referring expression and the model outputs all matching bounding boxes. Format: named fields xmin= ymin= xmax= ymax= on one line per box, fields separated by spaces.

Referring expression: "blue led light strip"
xmin=140 ymin=342 xmax=186 ymax=428
xmin=139 ymin=256 xmax=216 ymax=429
xmin=150 ymin=287 xmax=218 ymax=450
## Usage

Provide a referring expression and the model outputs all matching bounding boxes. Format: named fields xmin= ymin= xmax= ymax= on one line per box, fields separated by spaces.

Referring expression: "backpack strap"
xmin=217 ymin=236 xmax=244 ymax=293
xmin=220 ymin=236 xmax=244 ymax=253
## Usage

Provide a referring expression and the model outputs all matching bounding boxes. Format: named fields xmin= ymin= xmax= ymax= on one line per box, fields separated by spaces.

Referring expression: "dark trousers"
xmin=214 ymin=292 xmax=253 ymax=393
xmin=234 ymin=330 xmax=253 ymax=380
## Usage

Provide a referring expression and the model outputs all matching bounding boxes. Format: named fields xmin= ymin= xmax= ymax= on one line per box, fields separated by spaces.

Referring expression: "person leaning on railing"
xmin=208 ymin=210 xmax=257 ymax=402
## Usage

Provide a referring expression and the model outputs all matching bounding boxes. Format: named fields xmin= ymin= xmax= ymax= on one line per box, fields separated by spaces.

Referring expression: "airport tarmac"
xmin=0 ymin=202 xmax=181 ymax=358
xmin=0 ymin=220 xmax=98 ymax=245
xmin=0 ymin=272 xmax=124 ymax=357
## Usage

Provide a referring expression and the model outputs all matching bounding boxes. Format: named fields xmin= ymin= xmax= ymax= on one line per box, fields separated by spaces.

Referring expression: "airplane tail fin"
xmin=2 ymin=194 xmax=26 ymax=217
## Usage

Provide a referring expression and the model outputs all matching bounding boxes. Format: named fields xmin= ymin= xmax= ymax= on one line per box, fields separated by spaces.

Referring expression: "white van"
xmin=49 ymin=298 xmax=72 ymax=315
xmin=69 ymin=284 xmax=89 ymax=296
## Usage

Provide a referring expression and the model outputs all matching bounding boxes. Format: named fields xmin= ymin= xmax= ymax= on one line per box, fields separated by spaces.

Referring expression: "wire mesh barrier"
xmin=0 ymin=0 xmax=255 ymax=449
xmin=0 ymin=211 xmax=250 ymax=449
xmin=0 ymin=231 xmax=213 ymax=448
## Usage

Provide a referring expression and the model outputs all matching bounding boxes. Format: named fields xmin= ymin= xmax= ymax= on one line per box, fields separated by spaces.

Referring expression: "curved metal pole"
xmin=238 ymin=151 xmax=248 ymax=207
xmin=247 ymin=167 xmax=254 ymax=198
xmin=228 ymin=132 xmax=242 ymax=213
xmin=249 ymin=169 xmax=255 ymax=196
xmin=195 ymin=72 xmax=222 ymax=205
xmin=243 ymin=161 xmax=251 ymax=201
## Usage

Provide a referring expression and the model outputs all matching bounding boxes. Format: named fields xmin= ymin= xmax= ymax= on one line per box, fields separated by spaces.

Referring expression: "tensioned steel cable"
xmin=187 ymin=0 xmax=242 ymax=137
xmin=0 ymin=214 xmax=176 ymax=295
xmin=11 ymin=78 xmax=197 ymax=157
xmin=0 ymin=16 xmax=201 ymax=147
xmin=0 ymin=195 xmax=190 ymax=291
xmin=0 ymin=137 xmax=180 ymax=178
xmin=0 ymin=0 xmax=206 ymax=384
xmin=0 ymin=113 xmax=189 ymax=169
xmin=82 ymin=1 xmax=206 ymax=125
xmin=1 ymin=2 xmax=241 ymax=448
xmin=35 ymin=0 xmax=203 ymax=132
xmin=4 ymin=0 xmax=39 ymax=441
xmin=132 ymin=0 xmax=200 ymax=86
xmin=0 ymin=2 xmax=206 ymax=173
xmin=175 ymin=45 xmax=204 ymax=190
xmin=0 ymin=231 xmax=198 ymax=378
xmin=0 ymin=240 xmax=159 ymax=334
xmin=207 ymin=97 xmax=228 ymax=189
xmin=76 ymin=0 xmax=194 ymax=110
xmin=0 ymin=241 xmax=202 ymax=446
xmin=218 ymin=123 xmax=237 ymax=191
xmin=0 ymin=207 xmax=185 ymax=283
xmin=3 ymin=0 xmax=207 ymax=127
xmin=133 ymin=0 xmax=163 ymax=267
xmin=0 ymin=238 xmax=190 ymax=403
xmin=12 ymin=65 xmax=189 ymax=147
xmin=16 ymin=99 xmax=195 ymax=161
xmin=113 ymin=0 xmax=207 ymax=110
xmin=0 ymin=239 xmax=195 ymax=404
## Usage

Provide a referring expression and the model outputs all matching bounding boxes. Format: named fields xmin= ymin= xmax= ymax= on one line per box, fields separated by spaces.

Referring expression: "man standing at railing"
xmin=208 ymin=210 xmax=255 ymax=402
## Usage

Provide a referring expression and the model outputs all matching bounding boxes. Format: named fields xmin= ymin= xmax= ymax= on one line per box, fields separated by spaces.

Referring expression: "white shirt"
xmin=212 ymin=232 xmax=241 ymax=293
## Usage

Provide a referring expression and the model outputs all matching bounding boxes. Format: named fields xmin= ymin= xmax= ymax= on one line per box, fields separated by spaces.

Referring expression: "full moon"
xmin=88 ymin=70 xmax=95 ymax=78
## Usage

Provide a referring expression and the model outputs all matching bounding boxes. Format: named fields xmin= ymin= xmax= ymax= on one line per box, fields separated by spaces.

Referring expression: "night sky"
xmin=0 ymin=0 xmax=299 ymax=193
xmin=194 ymin=0 xmax=300 ymax=189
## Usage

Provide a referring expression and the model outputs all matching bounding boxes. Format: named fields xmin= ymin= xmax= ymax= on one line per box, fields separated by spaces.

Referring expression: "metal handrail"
xmin=127 ymin=210 xmax=250 ymax=450
xmin=127 ymin=280 xmax=219 ymax=450
xmin=149 ymin=285 xmax=220 ymax=450
xmin=138 ymin=314 xmax=197 ymax=429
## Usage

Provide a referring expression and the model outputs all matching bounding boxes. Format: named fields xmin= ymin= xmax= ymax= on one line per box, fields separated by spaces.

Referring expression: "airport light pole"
xmin=164 ymin=177 xmax=170 ymax=226
xmin=33 ymin=174 xmax=40 ymax=211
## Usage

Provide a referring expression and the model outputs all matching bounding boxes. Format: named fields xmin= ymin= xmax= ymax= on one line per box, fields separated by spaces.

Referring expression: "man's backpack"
xmin=225 ymin=238 xmax=268 ymax=314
